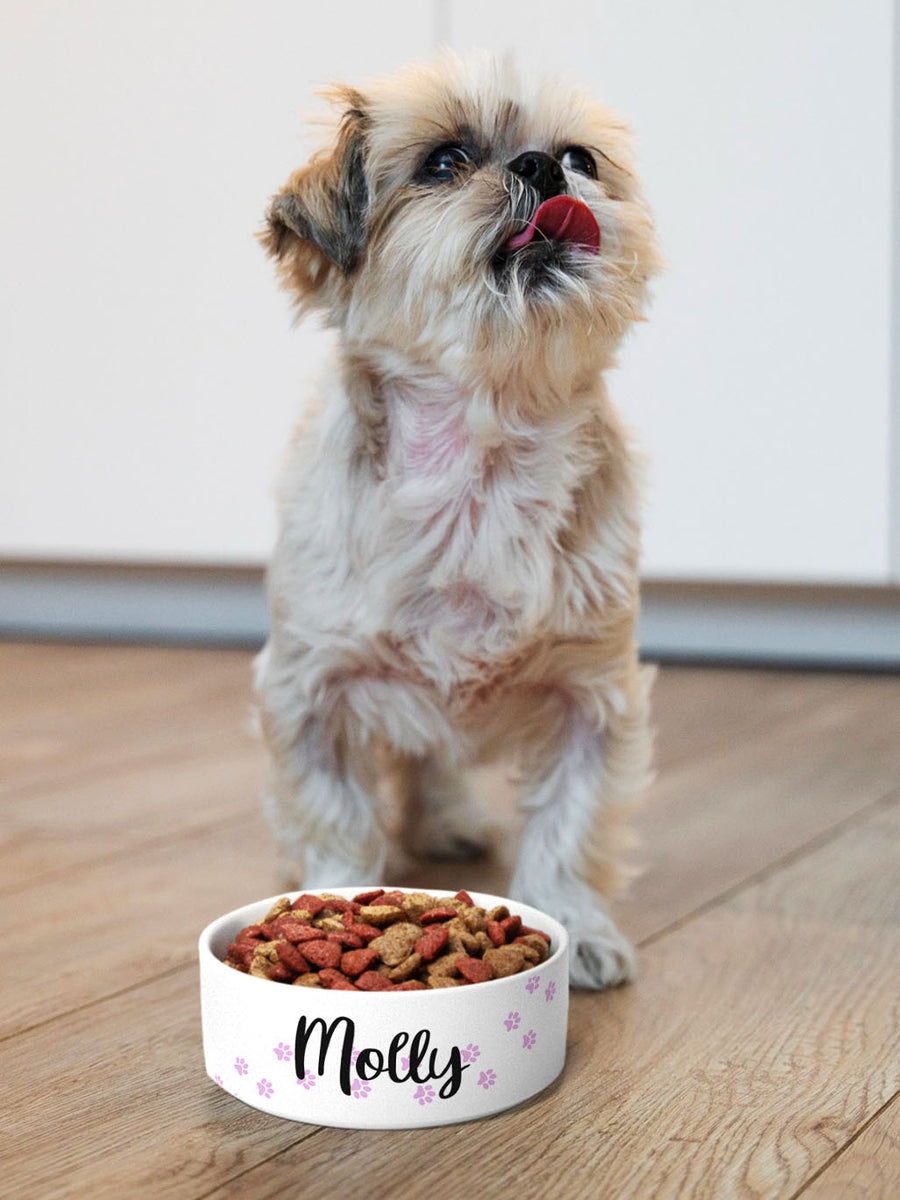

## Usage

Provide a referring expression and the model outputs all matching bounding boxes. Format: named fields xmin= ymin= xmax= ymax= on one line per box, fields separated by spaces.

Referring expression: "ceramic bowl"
xmin=198 ymin=886 xmax=569 ymax=1128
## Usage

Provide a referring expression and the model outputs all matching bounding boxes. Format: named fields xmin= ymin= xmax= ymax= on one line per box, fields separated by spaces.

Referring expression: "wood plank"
xmin=200 ymin=796 xmax=900 ymax=1200
xmin=0 ymin=644 xmax=256 ymax=799
xmin=619 ymin=675 xmax=900 ymax=942
xmin=800 ymin=1095 xmax=900 ymax=1198
xmin=0 ymin=967 xmax=315 ymax=1200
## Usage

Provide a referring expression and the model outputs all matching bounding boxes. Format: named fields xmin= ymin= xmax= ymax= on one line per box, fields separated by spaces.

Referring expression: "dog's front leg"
xmin=508 ymin=676 xmax=652 ymax=989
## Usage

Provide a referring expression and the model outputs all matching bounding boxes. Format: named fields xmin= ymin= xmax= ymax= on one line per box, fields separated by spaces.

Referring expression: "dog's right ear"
xmin=260 ymin=91 xmax=370 ymax=307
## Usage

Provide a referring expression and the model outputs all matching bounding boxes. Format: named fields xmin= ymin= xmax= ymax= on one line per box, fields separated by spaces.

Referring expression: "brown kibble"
xmin=514 ymin=933 xmax=550 ymax=963
xmin=427 ymin=975 xmax=462 ymax=988
xmin=401 ymin=892 xmax=438 ymax=922
xmin=427 ymin=953 xmax=461 ymax=979
xmin=383 ymin=951 xmax=423 ymax=982
xmin=358 ymin=904 xmax=406 ymax=927
xmin=262 ymin=897 xmax=293 ymax=923
xmin=369 ymin=922 xmax=422 ymax=966
xmin=249 ymin=942 xmax=281 ymax=979
xmin=483 ymin=943 xmax=530 ymax=978
xmin=292 ymin=972 xmax=322 ymax=987
xmin=487 ymin=905 xmax=509 ymax=922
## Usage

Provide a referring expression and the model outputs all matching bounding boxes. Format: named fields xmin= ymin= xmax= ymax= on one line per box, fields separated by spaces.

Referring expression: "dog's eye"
xmin=423 ymin=144 xmax=473 ymax=183
xmin=560 ymin=146 xmax=597 ymax=179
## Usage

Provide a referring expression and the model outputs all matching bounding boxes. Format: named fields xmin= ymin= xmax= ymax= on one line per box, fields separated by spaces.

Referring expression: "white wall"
xmin=447 ymin=0 xmax=896 ymax=583
xmin=0 ymin=1 xmax=432 ymax=563
xmin=2 ymin=1 xmax=897 ymax=585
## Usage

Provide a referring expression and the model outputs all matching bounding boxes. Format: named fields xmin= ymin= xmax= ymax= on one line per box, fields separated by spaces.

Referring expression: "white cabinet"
xmin=448 ymin=0 xmax=898 ymax=584
xmin=2 ymin=1 xmax=898 ymax=585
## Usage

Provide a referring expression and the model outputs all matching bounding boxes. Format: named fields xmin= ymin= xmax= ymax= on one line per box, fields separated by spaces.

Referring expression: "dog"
xmin=254 ymin=51 xmax=661 ymax=988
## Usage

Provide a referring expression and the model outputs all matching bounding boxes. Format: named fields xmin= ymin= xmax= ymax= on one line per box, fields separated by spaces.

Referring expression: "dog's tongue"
xmin=505 ymin=195 xmax=601 ymax=253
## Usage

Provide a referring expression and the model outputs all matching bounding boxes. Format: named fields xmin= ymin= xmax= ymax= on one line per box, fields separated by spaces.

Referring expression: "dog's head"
xmin=262 ymin=52 xmax=660 ymax=382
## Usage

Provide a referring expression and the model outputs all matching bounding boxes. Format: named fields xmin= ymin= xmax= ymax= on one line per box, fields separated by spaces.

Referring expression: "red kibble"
xmin=319 ymin=968 xmax=358 ymax=991
xmin=276 ymin=942 xmax=310 ymax=974
xmin=235 ymin=924 xmax=266 ymax=942
xmin=226 ymin=941 xmax=255 ymax=968
xmin=352 ymin=889 xmax=385 ymax=905
xmin=346 ymin=922 xmax=383 ymax=944
xmin=272 ymin=920 xmax=320 ymax=943
xmin=499 ymin=915 xmax=522 ymax=939
xmin=391 ymin=980 xmax=427 ymax=990
xmin=456 ymin=956 xmax=494 ymax=984
xmin=420 ymin=907 xmax=458 ymax=924
xmin=301 ymin=940 xmax=342 ymax=970
xmin=415 ymin=925 xmax=449 ymax=962
xmin=378 ymin=890 xmax=408 ymax=908
xmin=325 ymin=931 xmax=364 ymax=949
xmin=519 ymin=925 xmax=552 ymax=944
xmin=319 ymin=897 xmax=361 ymax=915
xmin=454 ymin=890 xmax=475 ymax=907
xmin=485 ymin=920 xmax=506 ymax=947
xmin=291 ymin=894 xmax=326 ymax=916
xmin=341 ymin=947 xmax=381 ymax=977
xmin=355 ymin=971 xmax=395 ymax=992
xmin=268 ymin=962 xmax=296 ymax=983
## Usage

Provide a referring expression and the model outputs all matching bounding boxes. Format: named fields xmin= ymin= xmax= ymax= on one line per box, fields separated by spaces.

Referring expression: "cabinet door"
xmin=0 ymin=1 xmax=433 ymax=563
xmin=447 ymin=0 xmax=895 ymax=583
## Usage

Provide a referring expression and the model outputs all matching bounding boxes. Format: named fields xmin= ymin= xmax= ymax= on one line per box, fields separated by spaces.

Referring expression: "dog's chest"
xmin=371 ymin=387 xmax=585 ymax=661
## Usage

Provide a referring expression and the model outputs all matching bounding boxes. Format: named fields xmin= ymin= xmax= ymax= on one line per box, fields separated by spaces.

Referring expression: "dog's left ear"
xmin=260 ymin=90 xmax=370 ymax=305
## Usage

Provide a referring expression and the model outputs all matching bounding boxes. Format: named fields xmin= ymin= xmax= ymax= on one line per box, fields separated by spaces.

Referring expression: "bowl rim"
xmin=199 ymin=885 xmax=569 ymax=999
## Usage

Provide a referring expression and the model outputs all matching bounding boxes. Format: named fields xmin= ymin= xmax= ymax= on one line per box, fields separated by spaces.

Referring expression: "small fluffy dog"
xmin=254 ymin=52 xmax=661 ymax=988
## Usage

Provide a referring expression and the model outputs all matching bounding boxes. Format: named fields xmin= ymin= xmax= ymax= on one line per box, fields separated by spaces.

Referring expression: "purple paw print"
xmin=257 ymin=1078 xmax=274 ymax=1098
xmin=461 ymin=1043 xmax=481 ymax=1063
xmin=545 ymin=981 xmax=557 ymax=1002
xmin=526 ymin=975 xmax=541 ymax=994
xmin=351 ymin=1079 xmax=371 ymax=1099
xmin=351 ymin=1046 xmax=361 ymax=1066
xmin=297 ymin=1070 xmax=316 ymax=1089
xmin=399 ymin=1055 xmax=410 ymax=1072
xmin=273 ymin=1042 xmax=293 ymax=1061
xmin=477 ymin=1069 xmax=497 ymax=1090
xmin=414 ymin=1084 xmax=435 ymax=1105
xmin=503 ymin=1011 xmax=521 ymax=1032
xmin=234 ymin=1057 xmax=248 ymax=1076
xmin=214 ymin=1074 xmax=223 ymax=1086
xmin=522 ymin=1029 xmax=537 ymax=1050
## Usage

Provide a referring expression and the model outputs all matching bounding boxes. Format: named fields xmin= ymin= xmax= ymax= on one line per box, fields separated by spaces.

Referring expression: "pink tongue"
xmin=505 ymin=195 xmax=600 ymax=253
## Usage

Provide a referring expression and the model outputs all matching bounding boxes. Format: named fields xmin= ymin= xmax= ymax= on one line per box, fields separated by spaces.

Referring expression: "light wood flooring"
xmin=2 ymin=642 xmax=899 ymax=1198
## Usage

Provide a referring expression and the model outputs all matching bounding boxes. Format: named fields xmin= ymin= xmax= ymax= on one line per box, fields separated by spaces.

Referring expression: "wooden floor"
xmin=2 ymin=642 xmax=899 ymax=1199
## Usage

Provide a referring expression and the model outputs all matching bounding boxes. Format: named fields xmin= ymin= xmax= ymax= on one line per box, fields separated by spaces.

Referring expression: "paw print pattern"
xmin=399 ymin=1055 xmax=410 ymax=1072
xmin=526 ymin=975 xmax=541 ymax=994
xmin=545 ymin=980 xmax=557 ymax=1002
xmin=522 ymin=1029 xmax=537 ymax=1050
xmin=503 ymin=1011 xmax=521 ymax=1032
xmin=256 ymin=1078 xmax=274 ymax=1098
xmin=414 ymin=1084 xmax=435 ymax=1105
xmin=234 ymin=1057 xmax=249 ymax=1076
xmin=214 ymin=1074 xmax=224 ymax=1086
xmin=297 ymin=1070 xmax=317 ymax=1089
xmin=477 ymin=1069 xmax=497 ymax=1090
xmin=273 ymin=1042 xmax=293 ymax=1061
xmin=461 ymin=1043 xmax=481 ymax=1063
xmin=351 ymin=1079 xmax=371 ymax=1099
xmin=351 ymin=1047 xmax=361 ymax=1066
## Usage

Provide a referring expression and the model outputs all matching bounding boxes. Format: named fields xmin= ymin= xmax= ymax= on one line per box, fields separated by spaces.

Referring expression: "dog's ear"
xmin=260 ymin=90 xmax=370 ymax=305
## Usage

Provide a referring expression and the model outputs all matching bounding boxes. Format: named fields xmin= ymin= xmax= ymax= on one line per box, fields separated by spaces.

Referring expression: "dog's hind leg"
xmin=400 ymin=751 xmax=495 ymax=862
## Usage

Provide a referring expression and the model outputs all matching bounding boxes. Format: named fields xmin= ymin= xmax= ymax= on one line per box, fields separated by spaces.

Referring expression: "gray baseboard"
xmin=1 ymin=562 xmax=898 ymax=669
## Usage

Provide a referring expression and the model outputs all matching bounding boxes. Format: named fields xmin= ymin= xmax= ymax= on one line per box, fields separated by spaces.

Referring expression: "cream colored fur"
xmin=255 ymin=52 xmax=661 ymax=988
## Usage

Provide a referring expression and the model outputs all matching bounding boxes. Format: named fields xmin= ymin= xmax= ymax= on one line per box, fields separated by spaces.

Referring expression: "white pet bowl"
xmin=199 ymin=887 xmax=569 ymax=1128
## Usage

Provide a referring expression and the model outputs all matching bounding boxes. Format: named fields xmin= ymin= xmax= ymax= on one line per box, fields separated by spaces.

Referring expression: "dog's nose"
xmin=507 ymin=151 xmax=566 ymax=200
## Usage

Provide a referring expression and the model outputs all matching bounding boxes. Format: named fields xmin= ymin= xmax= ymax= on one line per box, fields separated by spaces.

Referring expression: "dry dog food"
xmin=224 ymin=889 xmax=551 ymax=991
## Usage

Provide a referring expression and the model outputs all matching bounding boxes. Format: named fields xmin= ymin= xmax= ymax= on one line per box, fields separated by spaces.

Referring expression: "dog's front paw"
xmin=569 ymin=924 xmax=637 ymax=990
